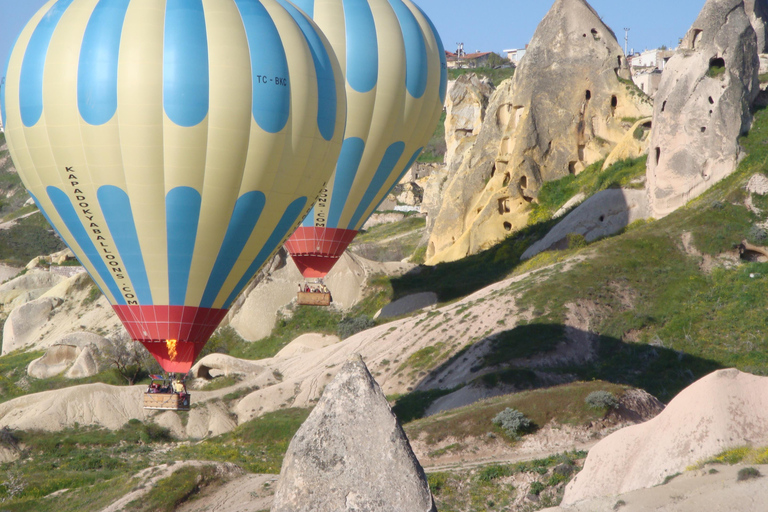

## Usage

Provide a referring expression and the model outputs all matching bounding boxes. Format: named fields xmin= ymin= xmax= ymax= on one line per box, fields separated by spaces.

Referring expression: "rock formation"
xmin=745 ymin=0 xmax=768 ymax=53
xmin=271 ymin=354 xmax=435 ymax=512
xmin=426 ymin=0 xmax=652 ymax=264
xmin=444 ymin=73 xmax=494 ymax=165
xmin=562 ymin=369 xmax=768 ymax=505
xmin=521 ymin=189 xmax=650 ymax=259
xmin=646 ymin=0 xmax=759 ymax=218
xmin=27 ymin=332 xmax=111 ymax=379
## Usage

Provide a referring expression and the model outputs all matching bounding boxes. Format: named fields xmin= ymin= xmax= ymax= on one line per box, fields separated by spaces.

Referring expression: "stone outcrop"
xmin=562 ymin=369 xmax=768 ymax=505
xmin=444 ymin=73 xmax=494 ymax=165
xmin=646 ymin=0 xmax=759 ymax=218
xmin=602 ymin=118 xmax=652 ymax=170
xmin=426 ymin=0 xmax=652 ymax=264
xmin=27 ymin=332 xmax=112 ymax=379
xmin=745 ymin=0 xmax=768 ymax=52
xmin=0 ymin=270 xmax=65 ymax=313
xmin=521 ymin=189 xmax=650 ymax=259
xmin=272 ymin=354 xmax=435 ymax=512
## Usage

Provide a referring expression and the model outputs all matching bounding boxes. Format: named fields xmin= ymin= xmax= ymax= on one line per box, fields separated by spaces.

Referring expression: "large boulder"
xmin=562 ymin=369 xmax=768 ymax=505
xmin=426 ymin=0 xmax=652 ymax=264
xmin=27 ymin=332 xmax=112 ymax=379
xmin=521 ymin=189 xmax=650 ymax=259
xmin=271 ymin=355 xmax=435 ymax=512
xmin=646 ymin=0 xmax=760 ymax=218
xmin=2 ymin=297 xmax=63 ymax=355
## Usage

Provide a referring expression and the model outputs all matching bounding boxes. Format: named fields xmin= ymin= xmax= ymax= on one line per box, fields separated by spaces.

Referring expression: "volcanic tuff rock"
xmin=27 ymin=332 xmax=112 ymax=379
xmin=646 ymin=0 xmax=759 ymax=218
xmin=521 ymin=188 xmax=650 ymax=259
xmin=271 ymin=354 xmax=435 ymax=512
xmin=562 ymin=369 xmax=768 ymax=505
xmin=444 ymin=73 xmax=494 ymax=165
xmin=426 ymin=0 xmax=652 ymax=264
xmin=745 ymin=0 xmax=768 ymax=52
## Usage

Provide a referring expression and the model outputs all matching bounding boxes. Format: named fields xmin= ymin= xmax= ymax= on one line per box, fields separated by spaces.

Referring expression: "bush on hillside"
xmin=585 ymin=390 xmax=619 ymax=410
xmin=338 ymin=315 xmax=375 ymax=339
xmin=737 ymin=467 xmax=761 ymax=481
xmin=491 ymin=407 xmax=532 ymax=439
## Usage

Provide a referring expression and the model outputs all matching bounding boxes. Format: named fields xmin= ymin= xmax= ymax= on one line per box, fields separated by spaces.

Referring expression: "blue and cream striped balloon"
xmin=0 ymin=0 xmax=346 ymax=372
xmin=284 ymin=0 xmax=447 ymax=278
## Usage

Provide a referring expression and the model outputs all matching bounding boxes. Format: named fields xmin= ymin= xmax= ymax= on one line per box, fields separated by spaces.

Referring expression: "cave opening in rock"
xmin=585 ymin=90 xmax=592 ymax=101
xmin=708 ymin=96 xmax=714 ymax=104
xmin=708 ymin=57 xmax=725 ymax=78
xmin=591 ymin=28 xmax=599 ymax=40
xmin=661 ymin=100 xmax=666 ymax=112
xmin=519 ymin=175 xmax=527 ymax=189
xmin=503 ymin=172 xmax=511 ymax=187
xmin=617 ymin=56 xmax=622 ymax=68
xmin=568 ymin=161 xmax=577 ymax=175
xmin=655 ymin=147 xmax=661 ymax=165
xmin=503 ymin=221 xmax=512 ymax=231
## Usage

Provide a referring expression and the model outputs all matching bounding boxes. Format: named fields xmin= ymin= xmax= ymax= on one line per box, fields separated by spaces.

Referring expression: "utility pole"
xmin=624 ymin=28 xmax=630 ymax=56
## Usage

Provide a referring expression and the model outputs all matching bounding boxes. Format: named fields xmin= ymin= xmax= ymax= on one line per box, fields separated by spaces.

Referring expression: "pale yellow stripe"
xmin=210 ymin=1 xmax=346 ymax=308
xmin=41 ymin=0 xmax=119 ymax=303
xmin=117 ymin=0 xmax=169 ymax=303
xmin=336 ymin=0 xmax=405 ymax=228
xmin=184 ymin=0 xmax=253 ymax=306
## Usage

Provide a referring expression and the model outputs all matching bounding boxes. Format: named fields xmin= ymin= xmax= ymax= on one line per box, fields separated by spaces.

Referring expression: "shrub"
xmin=492 ymin=408 xmax=532 ymax=439
xmin=585 ymin=390 xmax=619 ymax=410
xmin=338 ymin=315 xmax=375 ymax=339
xmin=528 ymin=481 xmax=545 ymax=495
xmin=567 ymin=233 xmax=588 ymax=250
xmin=737 ymin=467 xmax=761 ymax=481
xmin=477 ymin=464 xmax=511 ymax=482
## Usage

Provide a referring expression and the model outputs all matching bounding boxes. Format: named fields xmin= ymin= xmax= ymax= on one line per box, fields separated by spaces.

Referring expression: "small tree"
xmin=104 ymin=334 xmax=159 ymax=385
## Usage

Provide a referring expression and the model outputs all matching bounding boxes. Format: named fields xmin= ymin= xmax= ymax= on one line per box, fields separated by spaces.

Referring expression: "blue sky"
xmin=1 ymin=0 xmax=705 ymax=78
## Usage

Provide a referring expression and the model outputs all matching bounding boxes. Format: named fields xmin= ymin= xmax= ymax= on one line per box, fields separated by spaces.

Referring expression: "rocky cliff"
xmin=646 ymin=0 xmax=759 ymax=218
xmin=426 ymin=0 xmax=652 ymax=264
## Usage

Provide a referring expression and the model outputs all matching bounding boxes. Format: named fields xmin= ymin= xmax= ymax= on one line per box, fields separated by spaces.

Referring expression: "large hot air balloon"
xmin=283 ymin=0 xmax=447 ymax=279
xmin=0 ymin=0 xmax=346 ymax=374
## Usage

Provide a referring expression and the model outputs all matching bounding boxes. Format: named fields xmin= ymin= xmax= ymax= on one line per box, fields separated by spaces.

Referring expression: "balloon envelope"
xmin=1 ymin=0 xmax=345 ymax=373
xmin=283 ymin=0 xmax=447 ymax=278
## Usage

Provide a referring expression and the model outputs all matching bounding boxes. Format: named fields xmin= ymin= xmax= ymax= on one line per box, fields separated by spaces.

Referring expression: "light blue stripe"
xmin=1 ymin=32 xmax=21 ymax=129
xmin=275 ymin=0 xmax=337 ymax=141
xmin=347 ymin=141 xmax=405 ymax=229
xmin=328 ymin=137 xmax=365 ymax=227
xmin=389 ymin=0 xmax=428 ymax=99
xmin=301 ymin=206 xmax=315 ymax=227
xmin=415 ymin=4 xmax=447 ymax=103
xmin=166 ymin=187 xmax=201 ymax=306
xmin=344 ymin=0 xmax=377 ymax=93
xmin=20 ymin=0 xmax=76 ymax=127
xmin=224 ymin=196 xmax=307 ymax=307
xmin=164 ymin=0 xmax=209 ymax=127
xmin=200 ymin=191 xmax=266 ymax=308
xmin=47 ymin=186 xmax=126 ymax=305
xmin=366 ymin=146 xmax=421 ymax=222
xmin=98 ymin=186 xmax=152 ymax=304
xmin=234 ymin=0 xmax=290 ymax=133
xmin=290 ymin=0 xmax=314 ymax=18
xmin=78 ymin=0 xmax=130 ymax=126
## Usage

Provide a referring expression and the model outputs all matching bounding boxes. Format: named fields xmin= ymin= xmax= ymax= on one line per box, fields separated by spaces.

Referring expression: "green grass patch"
xmin=404 ymin=381 xmax=628 ymax=441
xmin=354 ymin=215 xmax=426 ymax=243
xmin=0 ymin=212 xmax=66 ymax=265
xmin=228 ymin=307 xmax=342 ymax=360
xmin=127 ymin=465 xmax=225 ymax=512
xmin=170 ymin=408 xmax=309 ymax=473
xmin=528 ymin=157 xmax=647 ymax=224
xmin=2 ymin=204 xmax=38 ymax=222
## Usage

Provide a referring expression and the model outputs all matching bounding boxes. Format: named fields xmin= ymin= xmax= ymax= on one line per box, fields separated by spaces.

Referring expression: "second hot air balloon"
xmin=0 ymin=0 xmax=346 ymax=374
xmin=284 ymin=0 xmax=447 ymax=281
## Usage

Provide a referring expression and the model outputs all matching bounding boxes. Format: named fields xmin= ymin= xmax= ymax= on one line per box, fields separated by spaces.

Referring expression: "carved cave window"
xmin=655 ymin=147 xmax=661 ymax=165
xmin=503 ymin=221 xmax=512 ymax=231
xmin=519 ymin=175 xmax=528 ymax=189
xmin=585 ymin=90 xmax=592 ymax=101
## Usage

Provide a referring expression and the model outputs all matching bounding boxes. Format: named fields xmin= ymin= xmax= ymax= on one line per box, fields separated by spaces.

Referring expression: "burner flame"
xmin=166 ymin=339 xmax=178 ymax=361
